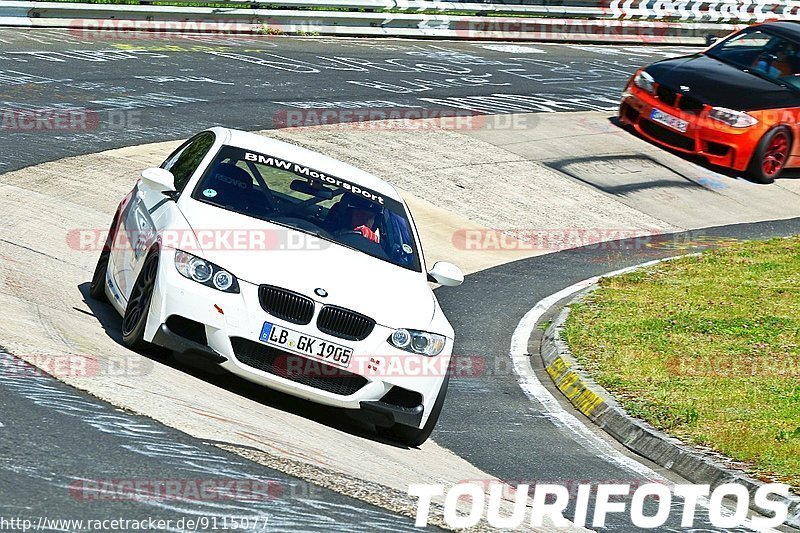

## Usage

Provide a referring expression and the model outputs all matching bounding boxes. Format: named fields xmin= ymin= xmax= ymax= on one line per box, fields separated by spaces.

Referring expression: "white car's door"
xmin=117 ymin=185 xmax=162 ymax=299
xmin=110 ymin=131 xmax=217 ymax=303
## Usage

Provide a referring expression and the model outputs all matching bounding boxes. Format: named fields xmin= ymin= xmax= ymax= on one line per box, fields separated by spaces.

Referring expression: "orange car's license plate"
xmin=650 ymin=108 xmax=688 ymax=133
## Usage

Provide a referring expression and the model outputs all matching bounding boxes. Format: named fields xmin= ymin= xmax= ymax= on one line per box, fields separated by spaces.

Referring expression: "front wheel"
xmin=391 ymin=373 xmax=450 ymax=447
xmin=121 ymin=250 xmax=159 ymax=351
xmin=747 ymin=126 xmax=791 ymax=184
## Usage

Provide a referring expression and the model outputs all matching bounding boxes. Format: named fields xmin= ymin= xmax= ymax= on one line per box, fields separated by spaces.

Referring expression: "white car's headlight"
xmin=633 ymin=70 xmax=655 ymax=94
xmin=175 ymin=250 xmax=239 ymax=293
xmin=389 ymin=328 xmax=446 ymax=357
xmin=708 ymin=107 xmax=758 ymax=128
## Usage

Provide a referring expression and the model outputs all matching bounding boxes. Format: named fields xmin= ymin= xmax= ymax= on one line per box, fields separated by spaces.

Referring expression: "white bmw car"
xmin=90 ymin=127 xmax=464 ymax=445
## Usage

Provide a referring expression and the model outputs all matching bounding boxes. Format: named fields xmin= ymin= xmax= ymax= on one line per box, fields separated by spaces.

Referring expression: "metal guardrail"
xmin=19 ymin=0 xmax=800 ymax=22
xmin=11 ymin=0 xmax=613 ymax=18
xmin=20 ymin=0 xmax=611 ymax=13
xmin=0 ymin=0 xmax=766 ymax=44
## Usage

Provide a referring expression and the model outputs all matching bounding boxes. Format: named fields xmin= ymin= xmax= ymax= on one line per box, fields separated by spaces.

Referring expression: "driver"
xmin=754 ymin=41 xmax=798 ymax=77
xmin=341 ymin=195 xmax=382 ymax=244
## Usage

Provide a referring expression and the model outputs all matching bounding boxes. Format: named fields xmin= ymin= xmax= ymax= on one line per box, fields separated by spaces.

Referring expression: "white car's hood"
xmin=178 ymin=200 xmax=435 ymax=330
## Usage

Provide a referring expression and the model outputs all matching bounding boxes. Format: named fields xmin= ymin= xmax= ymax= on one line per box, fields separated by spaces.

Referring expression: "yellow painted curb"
xmin=545 ymin=355 xmax=605 ymax=419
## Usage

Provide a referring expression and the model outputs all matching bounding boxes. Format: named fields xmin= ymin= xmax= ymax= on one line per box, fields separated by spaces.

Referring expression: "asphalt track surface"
xmin=0 ymin=351 xmax=422 ymax=532
xmin=0 ymin=29 xmax=700 ymax=171
xmin=0 ymin=28 xmax=797 ymax=531
xmin=434 ymin=219 xmax=800 ymax=532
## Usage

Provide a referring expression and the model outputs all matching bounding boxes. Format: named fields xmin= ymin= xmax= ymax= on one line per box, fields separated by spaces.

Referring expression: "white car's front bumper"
xmin=143 ymin=250 xmax=451 ymax=429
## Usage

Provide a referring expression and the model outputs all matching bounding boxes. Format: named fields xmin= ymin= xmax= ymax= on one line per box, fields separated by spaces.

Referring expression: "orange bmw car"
xmin=620 ymin=21 xmax=800 ymax=183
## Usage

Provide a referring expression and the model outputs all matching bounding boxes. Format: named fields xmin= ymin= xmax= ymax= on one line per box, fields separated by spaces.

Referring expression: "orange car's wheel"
xmin=747 ymin=126 xmax=791 ymax=184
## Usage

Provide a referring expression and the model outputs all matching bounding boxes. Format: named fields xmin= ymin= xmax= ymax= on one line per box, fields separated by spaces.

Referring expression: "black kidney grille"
xmin=259 ymin=285 xmax=314 ymax=325
xmin=230 ymin=337 xmax=367 ymax=396
xmin=317 ymin=306 xmax=375 ymax=341
xmin=678 ymin=94 xmax=704 ymax=113
xmin=656 ymin=85 xmax=678 ymax=107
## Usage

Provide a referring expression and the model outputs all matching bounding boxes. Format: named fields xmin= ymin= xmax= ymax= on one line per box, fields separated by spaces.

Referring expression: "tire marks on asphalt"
xmin=0 ymin=351 xmax=427 ymax=531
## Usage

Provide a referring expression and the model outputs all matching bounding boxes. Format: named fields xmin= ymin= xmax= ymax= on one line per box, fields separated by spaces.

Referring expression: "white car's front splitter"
xmin=143 ymin=251 xmax=450 ymax=429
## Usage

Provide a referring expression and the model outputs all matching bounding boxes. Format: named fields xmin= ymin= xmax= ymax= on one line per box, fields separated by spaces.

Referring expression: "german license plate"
xmin=650 ymin=108 xmax=688 ymax=133
xmin=259 ymin=322 xmax=353 ymax=369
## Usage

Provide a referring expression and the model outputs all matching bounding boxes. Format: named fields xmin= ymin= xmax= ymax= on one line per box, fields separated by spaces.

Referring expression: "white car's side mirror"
xmin=428 ymin=261 xmax=464 ymax=286
xmin=141 ymin=167 xmax=176 ymax=193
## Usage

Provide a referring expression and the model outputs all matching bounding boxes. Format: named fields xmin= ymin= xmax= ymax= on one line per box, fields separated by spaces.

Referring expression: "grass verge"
xmin=563 ymin=236 xmax=800 ymax=492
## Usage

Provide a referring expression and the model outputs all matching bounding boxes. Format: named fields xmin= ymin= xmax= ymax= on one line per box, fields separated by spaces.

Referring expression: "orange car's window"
xmin=709 ymin=29 xmax=800 ymax=79
xmin=724 ymin=31 xmax=771 ymax=48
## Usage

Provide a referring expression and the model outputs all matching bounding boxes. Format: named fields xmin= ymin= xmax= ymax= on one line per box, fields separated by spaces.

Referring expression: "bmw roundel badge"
xmin=314 ymin=288 xmax=328 ymax=298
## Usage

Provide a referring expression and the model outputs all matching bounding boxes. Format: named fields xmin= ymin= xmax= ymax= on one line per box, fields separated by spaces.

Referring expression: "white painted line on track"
xmin=509 ymin=256 xmax=778 ymax=532
xmin=510 ymin=258 xmax=668 ymax=478
xmin=478 ymin=44 xmax=547 ymax=54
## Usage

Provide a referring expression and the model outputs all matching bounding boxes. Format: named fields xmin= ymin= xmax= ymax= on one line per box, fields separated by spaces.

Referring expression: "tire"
xmin=89 ymin=248 xmax=111 ymax=302
xmin=121 ymin=249 xmax=160 ymax=351
xmin=747 ymin=126 xmax=791 ymax=184
xmin=392 ymin=372 xmax=450 ymax=447
xmin=89 ymin=214 xmax=119 ymax=302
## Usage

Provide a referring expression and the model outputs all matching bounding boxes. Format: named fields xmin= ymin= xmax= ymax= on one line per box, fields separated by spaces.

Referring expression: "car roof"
xmin=208 ymin=126 xmax=403 ymax=202
xmin=754 ymin=21 xmax=800 ymax=41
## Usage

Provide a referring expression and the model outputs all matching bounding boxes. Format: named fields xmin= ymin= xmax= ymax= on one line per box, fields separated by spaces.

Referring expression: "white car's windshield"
xmin=191 ymin=145 xmax=422 ymax=272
